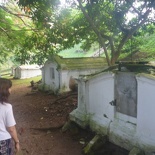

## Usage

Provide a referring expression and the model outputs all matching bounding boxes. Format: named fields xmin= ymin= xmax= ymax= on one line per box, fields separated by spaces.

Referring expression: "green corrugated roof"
xmin=50 ymin=55 xmax=107 ymax=70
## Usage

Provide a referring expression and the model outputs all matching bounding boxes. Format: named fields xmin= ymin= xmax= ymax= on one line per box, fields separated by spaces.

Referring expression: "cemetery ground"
xmin=9 ymin=77 xmax=129 ymax=155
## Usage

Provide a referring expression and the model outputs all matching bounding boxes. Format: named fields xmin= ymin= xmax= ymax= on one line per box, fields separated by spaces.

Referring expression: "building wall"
xmin=20 ymin=69 xmax=41 ymax=79
xmin=87 ymin=72 xmax=115 ymax=121
xmin=70 ymin=72 xmax=155 ymax=154
xmin=42 ymin=61 xmax=60 ymax=92
xmin=70 ymin=72 xmax=115 ymax=131
xmin=14 ymin=68 xmax=21 ymax=79
xmin=60 ymin=69 xmax=102 ymax=92
xmin=42 ymin=59 xmax=104 ymax=92
xmin=14 ymin=66 xmax=41 ymax=79
xmin=136 ymin=74 xmax=155 ymax=151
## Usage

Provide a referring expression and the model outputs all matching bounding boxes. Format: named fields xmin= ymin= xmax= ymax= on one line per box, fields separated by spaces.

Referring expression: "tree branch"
xmin=0 ymin=5 xmax=31 ymax=18
xmin=0 ymin=26 xmax=12 ymax=39
xmin=0 ymin=5 xmax=32 ymax=27
xmin=108 ymin=36 xmax=115 ymax=56
xmin=75 ymin=0 xmax=111 ymax=65
xmin=115 ymin=9 xmax=151 ymax=61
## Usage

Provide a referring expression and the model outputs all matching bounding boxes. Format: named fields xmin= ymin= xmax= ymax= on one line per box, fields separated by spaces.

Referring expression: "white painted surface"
xmin=70 ymin=72 xmax=155 ymax=154
xmin=70 ymin=72 xmax=115 ymax=130
xmin=61 ymin=69 xmax=100 ymax=91
xmin=14 ymin=65 xmax=41 ymax=79
xmin=87 ymin=72 xmax=115 ymax=121
xmin=42 ymin=59 xmax=105 ymax=92
xmin=43 ymin=61 xmax=60 ymax=91
xmin=136 ymin=74 xmax=155 ymax=150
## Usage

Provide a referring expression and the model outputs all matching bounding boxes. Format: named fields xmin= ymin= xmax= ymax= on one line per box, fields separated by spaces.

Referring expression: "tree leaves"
xmin=1 ymin=0 xmax=155 ymax=65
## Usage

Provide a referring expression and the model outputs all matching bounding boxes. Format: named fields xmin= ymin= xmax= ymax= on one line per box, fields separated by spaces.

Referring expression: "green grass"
xmin=58 ymin=43 xmax=100 ymax=58
xmin=140 ymin=35 xmax=155 ymax=53
xmin=1 ymin=75 xmax=42 ymax=86
xmin=0 ymin=69 xmax=11 ymax=76
xmin=58 ymin=34 xmax=155 ymax=61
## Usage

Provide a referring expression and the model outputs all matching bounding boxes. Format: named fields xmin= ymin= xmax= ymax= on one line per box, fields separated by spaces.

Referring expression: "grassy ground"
xmin=58 ymin=43 xmax=100 ymax=58
xmin=119 ymin=51 xmax=155 ymax=62
xmin=1 ymin=75 xmax=42 ymax=86
xmin=60 ymin=44 xmax=155 ymax=62
xmin=58 ymin=33 xmax=155 ymax=61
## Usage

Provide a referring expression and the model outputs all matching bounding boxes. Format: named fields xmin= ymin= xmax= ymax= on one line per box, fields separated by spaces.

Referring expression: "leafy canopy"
xmin=0 ymin=0 xmax=35 ymax=64
xmin=1 ymin=0 xmax=155 ymax=65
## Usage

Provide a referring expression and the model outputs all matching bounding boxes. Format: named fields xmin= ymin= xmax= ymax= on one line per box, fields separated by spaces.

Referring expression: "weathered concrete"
xmin=70 ymin=72 xmax=155 ymax=153
xmin=83 ymin=134 xmax=107 ymax=154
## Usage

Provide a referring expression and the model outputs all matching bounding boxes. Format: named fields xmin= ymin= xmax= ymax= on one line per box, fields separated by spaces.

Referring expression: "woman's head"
xmin=0 ymin=78 xmax=12 ymax=103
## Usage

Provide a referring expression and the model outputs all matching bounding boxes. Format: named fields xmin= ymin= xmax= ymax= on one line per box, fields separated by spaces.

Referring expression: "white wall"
xmin=136 ymin=74 xmax=155 ymax=152
xmin=70 ymin=72 xmax=115 ymax=130
xmin=70 ymin=72 xmax=155 ymax=154
xmin=14 ymin=65 xmax=41 ymax=79
xmin=61 ymin=68 xmax=104 ymax=91
xmin=20 ymin=69 xmax=41 ymax=79
xmin=43 ymin=59 xmax=105 ymax=92
xmin=14 ymin=68 xmax=21 ymax=79
xmin=43 ymin=61 xmax=60 ymax=91
xmin=87 ymin=72 xmax=115 ymax=122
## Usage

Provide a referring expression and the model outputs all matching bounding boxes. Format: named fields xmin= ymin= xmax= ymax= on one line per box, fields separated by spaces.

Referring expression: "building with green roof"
xmin=41 ymin=55 xmax=108 ymax=93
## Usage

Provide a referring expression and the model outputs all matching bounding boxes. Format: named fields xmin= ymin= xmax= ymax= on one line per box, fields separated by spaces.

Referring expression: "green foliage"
xmin=3 ymin=75 xmax=41 ymax=86
xmin=134 ymin=24 xmax=155 ymax=58
xmin=58 ymin=42 xmax=100 ymax=58
xmin=140 ymin=35 xmax=155 ymax=53
xmin=119 ymin=24 xmax=155 ymax=61
xmin=0 ymin=0 xmax=36 ymax=64
xmin=1 ymin=0 xmax=155 ymax=66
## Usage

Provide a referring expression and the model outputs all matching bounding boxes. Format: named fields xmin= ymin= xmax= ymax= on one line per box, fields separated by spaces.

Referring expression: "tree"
xmin=8 ymin=0 xmax=155 ymax=65
xmin=1 ymin=0 xmax=71 ymax=65
xmin=76 ymin=0 xmax=155 ymax=65
xmin=0 ymin=0 xmax=33 ymax=64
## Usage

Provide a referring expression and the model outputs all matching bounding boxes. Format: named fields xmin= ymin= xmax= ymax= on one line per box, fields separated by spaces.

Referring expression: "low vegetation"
xmin=58 ymin=34 xmax=155 ymax=62
xmin=1 ymin=75 xmax=42 ymax=86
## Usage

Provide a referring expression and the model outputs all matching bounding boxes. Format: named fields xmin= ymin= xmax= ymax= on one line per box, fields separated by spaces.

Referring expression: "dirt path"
xmin=9 ymin=79 xmax=129 ymax=155
xmin=9 ymin=81 xmax=92 ymax=155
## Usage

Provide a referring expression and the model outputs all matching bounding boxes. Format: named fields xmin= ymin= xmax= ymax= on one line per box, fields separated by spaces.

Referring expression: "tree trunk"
xmin=76 ymin=0 xmax=111 ymax=66
xmin=111 ymin=53 xmax=119 ymax=65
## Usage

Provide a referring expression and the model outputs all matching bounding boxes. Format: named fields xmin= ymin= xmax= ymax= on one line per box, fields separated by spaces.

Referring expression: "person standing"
xmin=0 ymin=78 xmax=20 ymax=155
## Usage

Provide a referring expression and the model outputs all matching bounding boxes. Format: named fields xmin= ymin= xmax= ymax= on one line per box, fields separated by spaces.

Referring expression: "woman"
xmin=0 ymin=78 xmax=20 ymax=155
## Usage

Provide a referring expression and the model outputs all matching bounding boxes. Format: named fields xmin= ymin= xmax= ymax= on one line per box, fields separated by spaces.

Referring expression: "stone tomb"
xmin=70 ymin=63 xmax=155 ymax=155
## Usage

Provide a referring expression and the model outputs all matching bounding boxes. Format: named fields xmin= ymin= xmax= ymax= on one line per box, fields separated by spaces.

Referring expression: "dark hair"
xmin=0 ymin=78 xmax=12 ymax=104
